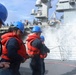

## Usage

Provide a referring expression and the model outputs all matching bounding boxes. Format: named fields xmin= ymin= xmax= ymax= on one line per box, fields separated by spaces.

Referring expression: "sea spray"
xmin=42 ymin=20 xmax=76 ymax=60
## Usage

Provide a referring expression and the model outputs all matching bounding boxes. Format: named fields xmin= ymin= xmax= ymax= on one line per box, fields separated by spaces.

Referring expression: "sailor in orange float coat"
xmin=0 ymin=21 xmax=29 ymax=75
xmin=26 ymin=26 xmax=50 ymax=75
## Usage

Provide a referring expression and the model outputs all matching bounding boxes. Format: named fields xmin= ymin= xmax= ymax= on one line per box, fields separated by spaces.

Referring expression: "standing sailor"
xmin=26 ymin=25 xmax=50 ymax=75
xmin=0 ymin=21 xmax=29 ymax=75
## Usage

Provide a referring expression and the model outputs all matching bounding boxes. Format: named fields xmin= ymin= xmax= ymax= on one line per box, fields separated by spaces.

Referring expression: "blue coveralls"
xmin=30 ymin=38 xmax=50 ymax=75
xmin=0 ymin=38 xmax=24 ymax=75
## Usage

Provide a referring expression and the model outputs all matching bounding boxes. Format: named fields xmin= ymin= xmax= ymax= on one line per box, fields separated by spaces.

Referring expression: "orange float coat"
xmin=26 ymin=33 xmax=47 ymax=58
xmin=26 ymin=33 xmax=40 ymax=56
xmin=1 ymin=32 xmax=28 ymax=60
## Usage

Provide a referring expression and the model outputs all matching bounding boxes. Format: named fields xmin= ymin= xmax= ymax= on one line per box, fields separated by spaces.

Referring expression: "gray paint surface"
xmin=20 ymin=59 xmax=76 ymax=75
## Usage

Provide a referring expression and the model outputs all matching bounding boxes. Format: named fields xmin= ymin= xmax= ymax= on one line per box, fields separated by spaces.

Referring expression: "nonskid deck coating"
xmin=20 ymin=59 xmax=76 ymax=75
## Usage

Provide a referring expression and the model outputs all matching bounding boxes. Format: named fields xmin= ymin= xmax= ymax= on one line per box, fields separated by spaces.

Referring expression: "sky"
xmin=0 ymin=0 xmax=60 ymax=24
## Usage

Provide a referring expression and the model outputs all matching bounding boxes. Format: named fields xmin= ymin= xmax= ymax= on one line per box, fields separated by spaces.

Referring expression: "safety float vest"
xmin=1 ymin=32 xmax=28 ymax=60
xmin=26 ymin=34 xmax=47 ymax=58
xmin=26 ymin=39 xmax=47 ymax=58
xmin=26 ymin=38 xmax=40 ymax=56
xmin=40 ymin=42 xmax=47 ymax=58
xmin=40 ymin=53 xmax=47 ymax=58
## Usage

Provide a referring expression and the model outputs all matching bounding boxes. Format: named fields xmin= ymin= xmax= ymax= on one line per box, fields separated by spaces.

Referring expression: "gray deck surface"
xmin=20 ymin=59 xmax=76 ymax=75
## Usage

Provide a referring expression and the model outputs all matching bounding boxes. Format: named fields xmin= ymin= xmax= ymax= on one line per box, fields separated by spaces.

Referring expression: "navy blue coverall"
xmin=30 ymin=38 xmax=50 ymax=75
xmin=0 ymin=38 xmax=24 ymax=75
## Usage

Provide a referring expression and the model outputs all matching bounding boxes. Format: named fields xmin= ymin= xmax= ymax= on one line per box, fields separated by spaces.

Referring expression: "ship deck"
xmin=20 ymin=59 xmax=76 ymax=75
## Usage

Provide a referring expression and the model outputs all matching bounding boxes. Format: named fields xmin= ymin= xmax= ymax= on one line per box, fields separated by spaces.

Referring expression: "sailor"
xmin=0 ymin=21 xmax=29 ymax=75
xmin=0 ymin=3 xmax=10 ymax=68
xmin=26 ymin=25 xmax=50 ymax=75
xmin=40 ymin=35 xmax=50 ymax=75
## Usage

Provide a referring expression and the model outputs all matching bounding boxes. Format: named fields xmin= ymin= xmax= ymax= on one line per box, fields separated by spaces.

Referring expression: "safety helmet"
xmin=0 ymin=3 xmax=8 ymax=25
xmin=13 ymin=21 xmax=24 ymax=33
xmin=32 ymin=26 xmax=42 ymax=33
xmin=40 ymin=35 xmax=45 ymax=42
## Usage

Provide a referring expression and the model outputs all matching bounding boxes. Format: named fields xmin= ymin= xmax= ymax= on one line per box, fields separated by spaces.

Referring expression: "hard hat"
xmin=13 ymin=21 xmax=24 ymax=33
xmin=40 ymin=35 xmax=45 ymax=42
xmin=32 ymin=26 xmax=42 ymax=33
xmin=0 ymin=3 xmax=8 ymax=25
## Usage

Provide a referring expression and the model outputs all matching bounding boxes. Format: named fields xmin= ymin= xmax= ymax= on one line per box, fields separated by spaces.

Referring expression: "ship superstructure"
xmin=56 ymin=0 xmax=76 ymax=24
xmin=31 ymin=0 xmax=52 ymax=26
